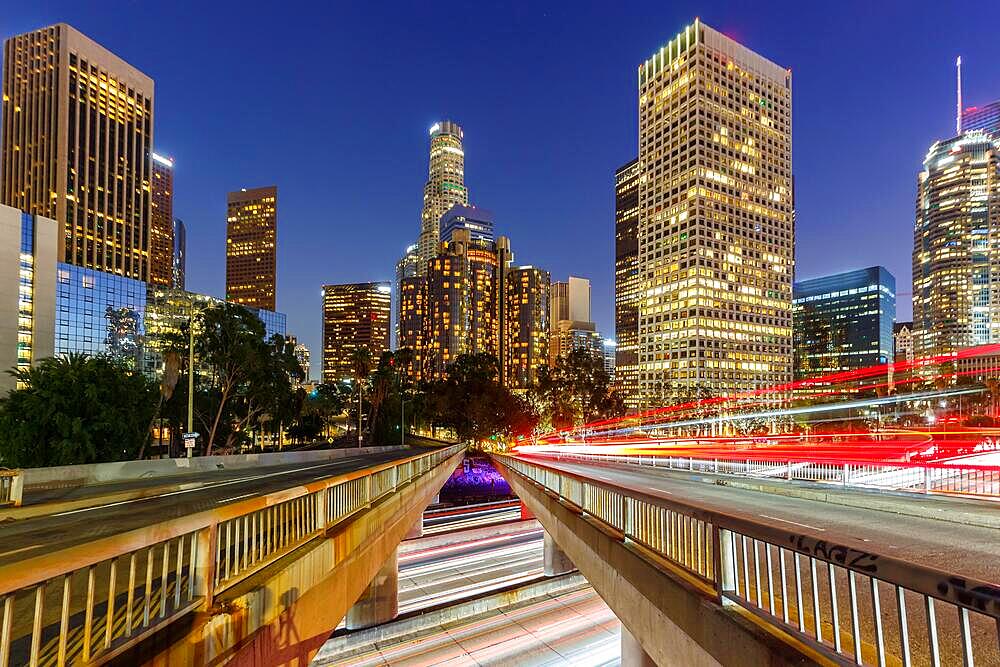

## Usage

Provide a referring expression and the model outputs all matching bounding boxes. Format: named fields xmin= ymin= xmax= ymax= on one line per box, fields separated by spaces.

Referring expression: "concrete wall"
xmin=22 ymin=446 xmax=405 ymax=489
xmin=493 ymin=458 xmax=819 ymax=667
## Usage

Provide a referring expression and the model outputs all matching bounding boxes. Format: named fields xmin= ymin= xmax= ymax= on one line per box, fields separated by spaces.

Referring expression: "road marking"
xmin=646 ymin=486 xmax=672 ymax=494
xmin=758 ymin=514 xmax=825 ymax=531
xmin=217 ymin=493 xmax=257 ymax=504
xmin=0 ymin=543 xmax=43 ymax=558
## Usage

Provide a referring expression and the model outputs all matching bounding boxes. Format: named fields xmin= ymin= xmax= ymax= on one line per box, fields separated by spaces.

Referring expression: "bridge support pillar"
xmin=345 ymin=547 xmax=398 ymax=630
xmin=404 ymin=516 xmax=423 ymax=539
xmin=621 ymin=625 xmax=658 ymax=666
xmin=543 ymin=529 xmax=575 ymax=576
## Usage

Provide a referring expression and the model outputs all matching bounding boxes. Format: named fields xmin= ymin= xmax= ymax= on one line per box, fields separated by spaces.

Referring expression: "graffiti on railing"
xmin=787 ymin=534 xmax=880 ymax=574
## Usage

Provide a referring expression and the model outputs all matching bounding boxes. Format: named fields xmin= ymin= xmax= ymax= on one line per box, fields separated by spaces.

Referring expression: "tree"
xmin=533 ymin=348 xmax=625 ymax=429
xmin=349 ymin=347 xmax=372 ymax=445
xmin=427 ymin=353 xmax=538 ymax=443
xmin=0 ymin=354 xmax=157 ymax=467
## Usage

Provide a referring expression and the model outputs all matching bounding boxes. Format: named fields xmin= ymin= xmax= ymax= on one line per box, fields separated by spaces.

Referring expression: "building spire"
xmin=956 ymin=56 xmax=963 ymax=135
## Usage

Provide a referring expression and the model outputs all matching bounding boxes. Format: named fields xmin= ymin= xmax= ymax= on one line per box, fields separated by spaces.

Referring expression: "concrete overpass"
xmin=0 ymin=442 xmax=464 ymax=666
xmin=493 ymin=453 xmax=1000 ymax=667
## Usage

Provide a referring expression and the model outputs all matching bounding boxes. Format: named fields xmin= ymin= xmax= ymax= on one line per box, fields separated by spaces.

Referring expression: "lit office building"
xmin=615 ymin=158 xmax=640 ymax=406
xmin=550 ymin=320 xmax=603 ymax=366
xmin=793 ymin=267 xmax=895 ymax=379
xmin=1 ymin=23 xmax=154 ymax=281
xmin=603 ymin=339 xmax=617 ymax=382
xmin=504 ymin=265 xmax=550 ymax=389
xmin=963 ymin=100 xmax=1000 ymax=135
xmin=417 ymin=121 xmax=468 ymax=273
xmin=894 ymin=322 xmax=914 ymax=365
xmin=637 ymin=20 xmax=793 ymax=403
xmin=149 ymin=153 xmax=175 ymax=286
xmin=397 ymin=275 xmax=427 ymax=377
xmin=422 ymin=230 xmax=502 ymax=379
xmin=0 ymin=205 xmax=57 ymax=392
xmin=321 ymin=282 xmax=391 ymax=383
xmin=394 ymin=244 xmax=419 ymax=348
xmin=914 ymin=131 xmax=1000 ymax=358
xmin=440 ymin=204 xmax=494 ymax=244
xmin=172 ymin=218 xmax=186 ymax=289
xmin=226 ymin=186 xmax=277 ymax=310
xmin=294 ymin=342 xmax=310 ymax=383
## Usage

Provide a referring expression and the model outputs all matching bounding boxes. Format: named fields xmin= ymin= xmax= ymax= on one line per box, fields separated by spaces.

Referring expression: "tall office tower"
xmin=172 ymin=218 xmax=186 ymax=289
xmin=792 ymin=267 xmax=896 ymax=379
xmin=440 ymin=204 xmax=494 ymax=244
xmin=149 ymin=153 xmax=174 ymax=286
xmin=398 ymin=274 xmax=427 ymax=377
xmin=550 ymin=276 xmax=591 ymax=324
xmin=549 ymin=320 xmax=603 ymax=366
xmin=416 ymin=121 xmax=467 ymax=273
xmin=636 ymin=20 xmax=793 ymax=403
xmin=504 ymin=265 xmax=550 ymax=389
xmin=394 ymin=244 xmax=419 ymax=348
xmin=422 ymin=229 xmax=500 ymax=379
xmin=615 ymin=158 xmax=640 ymax=406
xmin=603 ymin=339 xmax=617 ymax=382
xmin=226 ymin=186 xmax=277 ymax=310
xmin=1 ymin=23 xmax=154 ymax=281
xmin=963 ymin=100 xmax=1000 ymax=135
xmin=321 ymin=282 xmax=391 ymax=383
xmin=914 ymin=131 xmax=1000 ymax=357
xmin=893 ymin=322 xmax=914 ymax=365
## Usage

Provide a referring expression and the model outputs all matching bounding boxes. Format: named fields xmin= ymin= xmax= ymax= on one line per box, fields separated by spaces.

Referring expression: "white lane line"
xmin=50 ymin=459 xmax=372 ymax=516
xmin=758 ymin=514 xmax=825 ymax=532
xmin=0 ymin=543 xmax=43 ymax=558
xmin=217 ymin=493 xmax=257 ymax=504
xmin=646 ymin=486 xmax=672 ymax=494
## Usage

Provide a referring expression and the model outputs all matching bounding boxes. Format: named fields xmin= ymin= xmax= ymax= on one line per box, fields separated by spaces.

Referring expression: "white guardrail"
xmin=0 ymin=444 xmax=463 ymax=666
xmin=545 ymin=451 xmax=1000 ymax=499
xmin=497 ymin=454 xmax=1000 ymax=667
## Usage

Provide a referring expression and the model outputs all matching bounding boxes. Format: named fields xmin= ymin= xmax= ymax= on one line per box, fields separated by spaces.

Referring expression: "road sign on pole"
xmin=183 ymin=432 xmax=199 ymax=458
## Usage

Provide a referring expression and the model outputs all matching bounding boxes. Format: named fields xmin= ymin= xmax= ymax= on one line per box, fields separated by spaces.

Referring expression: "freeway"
xmin=329 ymin=584 xmax=620 ymax=666
xmin=399 ymin=522 xmax=543 ymax=613
xmin=422 ymin=500 xmax=521 ymax=534
xmin=0 ymin=448 xmax=424 ymax=568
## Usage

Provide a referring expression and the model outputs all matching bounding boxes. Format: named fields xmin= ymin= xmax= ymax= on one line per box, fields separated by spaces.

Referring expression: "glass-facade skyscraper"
xmin=416 ymin=121 xmax=467 ymax=274
xmin=793 ymin=267 xmax=895 ymax=379
xmin=614 ymin=158 xmax=640 ymax=406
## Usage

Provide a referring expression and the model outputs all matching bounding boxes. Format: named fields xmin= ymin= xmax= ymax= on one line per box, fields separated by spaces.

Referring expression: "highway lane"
xmin=422 ymin=500 xmax=521 ymax=535
xmin=398 ymin=523 xmax=543 ymax=613
xmin=0 ymin=448 xmax=424 ymax=568
xmin=324 ymin=585 xmax=620 ymax=667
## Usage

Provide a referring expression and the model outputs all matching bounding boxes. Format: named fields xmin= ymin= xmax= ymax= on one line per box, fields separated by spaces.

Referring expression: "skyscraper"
xmin=1 ymin=23 xmax=154 ymax=280
xmin=321 ymin=282 xmax=391 ymax=383
xmin=637 ymin=20 xmax=793 ymax=403
xmin=149 ymin=153 xmax=174 ymax=286
xmin=913 ymin=131 xmax=1000 ymax=357
xmin=614 ymin=159 xmax=640 ymax=405
xmin=417 ymin=121 xmax=467 ymax=273
xmin=550 ymin=277 xmax=591 ymax=324
xmin=793 ymin=267 xmax=896 ymax=379
xmin=226 ymin=186 xmax=277 ymax=310
xmin=172 ymin=218 xmax=186 ymax=290
xmin=394 ymin=243 xmax=419 ymax=348
xmin=504 ymin=265 xmax=550 ymax=389
xmin=963 ymin=100 xmax=1000 ymax=135
xmin=440 ymin=204 xmax=494 ymax=244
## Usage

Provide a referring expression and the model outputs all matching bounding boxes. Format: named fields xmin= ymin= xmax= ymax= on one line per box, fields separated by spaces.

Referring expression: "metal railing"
xmin=0 ymin=471 xmax=22 ymax=507
xmin=541 ymin=451 xmax=1000 ymax=499
xmin=498 ymin=454 xmax=1000 ymax=667
xmin=0 ymin=444 xmax=463 ymax=666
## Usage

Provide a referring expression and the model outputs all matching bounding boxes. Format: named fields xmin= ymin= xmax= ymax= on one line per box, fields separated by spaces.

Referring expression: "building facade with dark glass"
xmin=793 ymin=266 xmax=895 ymax=379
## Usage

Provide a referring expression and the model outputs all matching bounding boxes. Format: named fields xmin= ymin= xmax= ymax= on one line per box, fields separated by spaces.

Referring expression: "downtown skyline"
xmin=3 ymin=2 xmax=999 ymax=378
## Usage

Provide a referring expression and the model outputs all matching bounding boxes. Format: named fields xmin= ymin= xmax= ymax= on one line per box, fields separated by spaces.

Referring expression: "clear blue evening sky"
xmin=4 ymin=1 xmax=1000 ymax=378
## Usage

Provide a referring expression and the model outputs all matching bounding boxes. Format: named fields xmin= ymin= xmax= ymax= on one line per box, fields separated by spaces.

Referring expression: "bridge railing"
xmin=539 ymin=451 xmax=1000 ymax=499
xmin=0 ymin=470 xmax=22 ymax=507
xmin=497 ymin=454 xmax=1000 ymax=667
xmin=0 ymin=444 xmax=463 ymax=667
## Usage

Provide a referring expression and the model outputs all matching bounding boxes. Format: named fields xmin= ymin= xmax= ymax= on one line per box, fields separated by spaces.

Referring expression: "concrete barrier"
xmin=21 ymin=446 xmax=405 ymax=490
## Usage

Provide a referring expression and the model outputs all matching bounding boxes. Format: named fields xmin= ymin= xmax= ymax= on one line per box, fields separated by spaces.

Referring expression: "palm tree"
xmin=349 ymin=347 xmax=372 ymax=446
